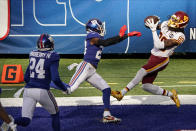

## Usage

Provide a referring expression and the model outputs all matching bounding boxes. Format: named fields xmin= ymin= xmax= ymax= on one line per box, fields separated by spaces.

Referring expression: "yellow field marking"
xmin=139 ymin=82 xmax=164 ymax=84
xmin=0 ymin=84 xmax=24 ymax=86
xmin=153 ymin=82 xmax=164 ymax=84
xmin=108 ymin=83 xmax=118 ymax=85
xmin=85 ymin=83 xmax=118 ymax=85
xmin=178 ymin=81 xmax=196 ymax=84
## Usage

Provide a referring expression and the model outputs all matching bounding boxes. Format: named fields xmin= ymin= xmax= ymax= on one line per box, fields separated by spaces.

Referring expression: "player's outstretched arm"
xmin=163 ymin=39 xmax=179 ymax=49
xmin=91 ymin=25 xmax=141 ymax=47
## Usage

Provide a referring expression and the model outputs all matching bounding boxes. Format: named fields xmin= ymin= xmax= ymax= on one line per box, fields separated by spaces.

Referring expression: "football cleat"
xmin=111 ymin=90 xmax=124 ymax=101
xmin=170 ymin=89 xmax=180 ymax=108
xmin=102 ymin=115 xmax=121 ymax=123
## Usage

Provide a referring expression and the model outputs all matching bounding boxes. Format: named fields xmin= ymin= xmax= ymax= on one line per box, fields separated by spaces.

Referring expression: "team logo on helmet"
xmin=37 ymin=34 xmax=54 ymax=51
xmin=86 ymin=18 xmax=105 ymax=36
xmin=168 ymin=11 xmax=189 ymax=29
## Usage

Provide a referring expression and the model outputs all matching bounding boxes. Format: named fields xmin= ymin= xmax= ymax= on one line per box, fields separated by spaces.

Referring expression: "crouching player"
xmin=112 ymin=11 xmax=189 ymax=108
xmin=14 ymin=34 xmax=70 ymax=131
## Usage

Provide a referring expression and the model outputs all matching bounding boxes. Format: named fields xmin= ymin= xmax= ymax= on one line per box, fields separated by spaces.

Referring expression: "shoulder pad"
xmin=50 ymin=51 xmax=60 ymax=62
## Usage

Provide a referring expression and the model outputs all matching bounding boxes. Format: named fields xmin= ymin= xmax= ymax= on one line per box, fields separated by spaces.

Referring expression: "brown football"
xmin=144 ymin=15 xmax=160 ymax=28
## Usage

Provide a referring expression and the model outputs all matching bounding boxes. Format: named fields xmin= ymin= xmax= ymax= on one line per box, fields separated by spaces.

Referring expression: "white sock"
xmin=121 ymin=87 xmax=130 ymax=96
xmin=103 ymin=111 xmax=111 ymax=117
xmin=126 ymin=82 xmax=135 ymax=90
xmin=162 ymin=89 xmax=173 ymax=97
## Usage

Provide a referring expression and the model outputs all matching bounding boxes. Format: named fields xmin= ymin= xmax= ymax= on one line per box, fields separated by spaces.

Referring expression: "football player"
xmin=14 ymin=34 xmax=70 ymax=131
xmin=67 ymin=18 xmax=141 ymax=123
xmin=111 ymin=11 xmax=189 ymax=108
xmin=0 ymin=103 xmax=17 ymax=131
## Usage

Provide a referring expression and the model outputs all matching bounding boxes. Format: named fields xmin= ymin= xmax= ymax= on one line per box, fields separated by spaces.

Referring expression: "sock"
xmin=121 ymin=87 xmax=129 ymax=96
xmin=14 ymin=117 xmax=31 ymax=127
xmin=103 ymin=111 xmax=111 ymax=117
xmin=102 ymin=88 xmax=111 ymax=110
xmin=51 ymin=112 xmax=60 ymax=131
xmin=162 ymin=89 xmax=173 ymax=97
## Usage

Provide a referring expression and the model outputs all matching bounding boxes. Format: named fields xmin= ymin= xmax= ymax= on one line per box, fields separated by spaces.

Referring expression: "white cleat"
xmin=102 ymin=115 xmax=121 ymax=123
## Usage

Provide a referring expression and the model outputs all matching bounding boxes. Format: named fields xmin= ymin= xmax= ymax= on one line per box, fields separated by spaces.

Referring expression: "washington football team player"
xmin=111 ymin=11 xmax=189 ymax=108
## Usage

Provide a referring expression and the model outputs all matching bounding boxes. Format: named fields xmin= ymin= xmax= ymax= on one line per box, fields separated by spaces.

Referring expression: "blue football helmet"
xmin=37 ymin=34 xmax=54 ymax=51
xmin=86 ymin=18 xmax=105 ymax=36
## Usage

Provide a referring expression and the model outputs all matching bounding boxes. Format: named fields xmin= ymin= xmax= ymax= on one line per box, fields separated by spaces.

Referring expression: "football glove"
xmin=67 ymin=63 xmax=78 ymax=71
xmin=63 ymin=87 xmax=71 ymax=95
xmin=119 ymin=25 xmax=127 ymax=37
xmin=128 ymin=31 xmax=142 ymax=37
xmin=1 ymin=115 xmax=17 ymax=131
xmin=145 ymin=18 xmax=160 ymax=32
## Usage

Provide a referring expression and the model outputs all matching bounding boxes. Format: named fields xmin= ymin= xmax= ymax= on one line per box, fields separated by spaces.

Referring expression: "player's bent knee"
xmin=142 ymin=83 xmax=158 ymax=94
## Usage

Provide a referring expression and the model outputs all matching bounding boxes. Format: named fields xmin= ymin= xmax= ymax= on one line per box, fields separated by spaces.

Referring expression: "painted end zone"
xmin=1 ymin=105 xmax=196 ymax=131
xmin=1 ymin=96 xmax=196 ymax=131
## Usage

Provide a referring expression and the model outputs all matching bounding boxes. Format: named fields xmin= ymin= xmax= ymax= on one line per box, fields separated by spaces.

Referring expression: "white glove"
xmin=1 ymin=115 xmax=17 ymax=131
xmin=145 ymin=18 xmax=159 ymax=32
xmin=13 ymin=87 xmax=24 ymax=98
xmin=67 ymin=63 xmax=78 ymax=71
xmin=8 ymin=121 xmax=17 ymax=131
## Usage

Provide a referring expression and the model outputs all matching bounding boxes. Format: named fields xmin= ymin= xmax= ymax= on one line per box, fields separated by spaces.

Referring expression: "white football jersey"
xmin=151 ymin=21 xmax=185 ymax=57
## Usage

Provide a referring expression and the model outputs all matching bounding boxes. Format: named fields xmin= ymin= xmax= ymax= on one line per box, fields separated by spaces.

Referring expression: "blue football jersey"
xmin=25 ymin=50 xmax=66 ymax=90
xmin=83 ymin=32 xmax=104 ymax=68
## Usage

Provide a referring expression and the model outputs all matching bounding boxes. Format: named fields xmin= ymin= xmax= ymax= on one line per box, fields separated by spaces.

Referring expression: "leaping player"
xmin=67 ymin=18 xmax=141 ymax=123
xmin=111 ymin=11 xmax=189 ymax=108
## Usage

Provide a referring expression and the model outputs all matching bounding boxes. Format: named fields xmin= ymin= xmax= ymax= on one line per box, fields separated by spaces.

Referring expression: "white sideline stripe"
xmin=2 ymin=84 xmax=196 ymax=91
xmin=1 ymin=95 xmax=196 ymax=107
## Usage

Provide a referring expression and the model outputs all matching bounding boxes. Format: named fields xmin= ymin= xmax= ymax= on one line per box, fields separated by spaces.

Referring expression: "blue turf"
xmin=1 ymin=105 xmax=196 ymax=131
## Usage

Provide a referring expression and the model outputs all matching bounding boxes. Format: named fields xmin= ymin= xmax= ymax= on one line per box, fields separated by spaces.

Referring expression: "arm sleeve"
xmin=50 ymin=60 xmax=67 ymax=91
xmin=24 ymin=65 xmax=30 ymax=83
xmin=96 ymin=35 xmax=128 ymax=47
xmin=152 ymin=31 xmax=165 ymax=49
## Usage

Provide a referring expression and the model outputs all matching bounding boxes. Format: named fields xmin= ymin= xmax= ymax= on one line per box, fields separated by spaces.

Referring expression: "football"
xmin=144 ymin=15 xmax=160 ymax=28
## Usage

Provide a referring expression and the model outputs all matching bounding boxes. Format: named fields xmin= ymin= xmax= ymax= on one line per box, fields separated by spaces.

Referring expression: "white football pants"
xmin=22 ymin=88 xmax=58 ymax=119
xmin=69 ymin=61 xmax=110 ymax=92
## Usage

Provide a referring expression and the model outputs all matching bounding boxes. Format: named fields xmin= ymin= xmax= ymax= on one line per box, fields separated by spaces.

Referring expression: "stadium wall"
xmin=0 ymin=0 xmax=195 ymax=54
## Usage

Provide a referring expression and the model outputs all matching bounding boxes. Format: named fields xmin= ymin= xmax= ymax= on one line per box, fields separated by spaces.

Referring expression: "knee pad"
xmin=142 ymin=83 xmax=162 ymax=95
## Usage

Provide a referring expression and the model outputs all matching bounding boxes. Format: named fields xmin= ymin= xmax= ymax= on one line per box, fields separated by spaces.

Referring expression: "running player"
xmin=68 ymin=18 xmax=141 ymax=123
xmin=111 ymin=11 xmax=189 ymax=108
xmin=14 ymin=34 xmax=69 ymax=131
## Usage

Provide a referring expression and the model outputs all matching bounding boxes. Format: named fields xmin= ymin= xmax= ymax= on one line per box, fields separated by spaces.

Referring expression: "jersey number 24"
xmin=29 ymin=58 xmax=45 ymax=79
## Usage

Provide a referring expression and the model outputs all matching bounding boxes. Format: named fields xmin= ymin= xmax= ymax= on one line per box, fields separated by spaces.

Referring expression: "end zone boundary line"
xmin=1 ymin=95 xmax=196 ymax=107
